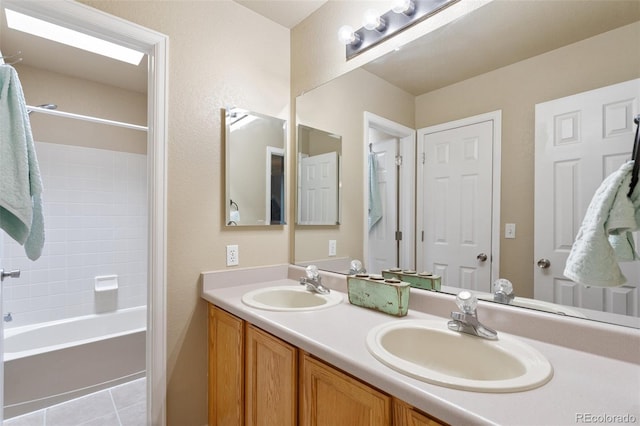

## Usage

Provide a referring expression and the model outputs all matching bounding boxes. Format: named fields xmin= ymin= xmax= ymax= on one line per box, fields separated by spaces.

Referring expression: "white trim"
xmin=363 ymin=112 xmax=416 ymax=271
xmin=416 ymin=110 xmax=502 ymax=285
xmin=2 ymin=1 xmax=169 ymax=424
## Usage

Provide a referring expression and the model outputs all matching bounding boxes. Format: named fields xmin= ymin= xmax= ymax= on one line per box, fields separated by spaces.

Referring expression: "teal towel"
xmin=368 ymin=151 xmax=383 ymax=231
xmin=564 ymin=161 xmax=639 ymax=287
xmin=0 ymin=64 xmax=44 ymax=260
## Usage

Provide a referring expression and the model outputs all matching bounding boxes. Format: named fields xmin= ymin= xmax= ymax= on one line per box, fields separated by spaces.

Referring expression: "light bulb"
xmin=338 ymin=25 xmax=360 ymax=46
xmin=391 ymin=0 xmax=415 ymax=15
xmin=362 ymin=9 xmax=386 ymax=32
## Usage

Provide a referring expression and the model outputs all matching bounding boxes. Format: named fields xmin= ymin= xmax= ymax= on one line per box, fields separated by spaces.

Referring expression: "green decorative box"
xmin=381 ymin=269 xmax=442 ymax=291
xmin=347 ymin=274 xmax=410 ymax=317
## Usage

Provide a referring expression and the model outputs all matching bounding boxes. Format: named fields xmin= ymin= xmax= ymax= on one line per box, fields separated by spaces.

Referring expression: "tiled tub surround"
xmin=1 ymin=142 xmax=148 ymax=328
xmin=202 ymin=265 xmax=640 ymax=425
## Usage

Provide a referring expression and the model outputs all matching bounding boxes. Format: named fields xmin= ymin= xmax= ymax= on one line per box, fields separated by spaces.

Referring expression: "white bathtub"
xmin=3 ymin=307 xmax=146 ymax=418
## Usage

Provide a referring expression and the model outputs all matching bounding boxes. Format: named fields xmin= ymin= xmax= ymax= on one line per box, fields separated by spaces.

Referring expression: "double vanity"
xmin=201 ymin=264 xmax=640 ymax=425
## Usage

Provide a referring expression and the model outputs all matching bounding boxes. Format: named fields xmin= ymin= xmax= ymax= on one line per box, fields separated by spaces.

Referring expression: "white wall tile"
xmin=2 ymin=142 xmax=148 ymax=328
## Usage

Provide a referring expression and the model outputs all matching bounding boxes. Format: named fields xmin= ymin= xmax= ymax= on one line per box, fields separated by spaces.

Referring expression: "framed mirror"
xmin=296 ymin=124 xmax=341 ymax=226
xmin=294 ymin=1 xmax=640 ymax=328
xmin=224 ymin=107 xmax=286 ymax=226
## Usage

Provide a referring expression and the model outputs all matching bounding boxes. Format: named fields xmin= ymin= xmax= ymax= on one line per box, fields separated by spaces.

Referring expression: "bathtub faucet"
xmin=4 ymin=312 xmax=12 ymax=322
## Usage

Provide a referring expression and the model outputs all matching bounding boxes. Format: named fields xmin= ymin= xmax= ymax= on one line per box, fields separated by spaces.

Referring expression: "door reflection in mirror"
xmin=296 ymin=125 xmax=341 ymax=225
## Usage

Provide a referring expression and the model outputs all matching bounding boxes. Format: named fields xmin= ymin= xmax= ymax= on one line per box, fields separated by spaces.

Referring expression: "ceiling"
xmin=0 ymin=1 xmax=326 ymax=95
xmin=233 ymin=0 xmax=327 ymax=29
xmin=0 ymin=7 xmax=148 ymax=93
xmin=1 ymin=1 xmax=638 ymax=98
xmin=363 ymin=0 xmax=640 ymax=96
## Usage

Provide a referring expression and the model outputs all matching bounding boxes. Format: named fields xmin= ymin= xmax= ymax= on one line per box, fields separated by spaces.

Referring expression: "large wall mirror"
xmin=296 ymin=124 xmax=342 ymax=226
xmin=294 ymin=0 xmax=640 ymax=328
xmin=225 ymin=107 xmax=286 ymax=226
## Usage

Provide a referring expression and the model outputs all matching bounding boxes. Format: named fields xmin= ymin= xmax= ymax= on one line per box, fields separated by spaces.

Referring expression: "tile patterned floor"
xmin=3 ymin=378 xmax=146 ymax=426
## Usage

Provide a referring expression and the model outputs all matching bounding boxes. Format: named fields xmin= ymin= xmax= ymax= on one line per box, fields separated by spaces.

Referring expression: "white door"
xmin=534 ymin=79 xmax=640 ymax=316
xmin=363 ymin=112 xmax=416 ymax=274
xmin=299 ymin=151 xmax=338 ymax=225
xmin=368 ymin=137 xmax=398 ymax=274
xmin=418 ymin=117 xmax=497 ymax=292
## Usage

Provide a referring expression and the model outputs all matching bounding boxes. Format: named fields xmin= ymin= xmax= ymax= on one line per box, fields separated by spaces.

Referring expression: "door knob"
xmin=0 ymin=269 xmax=21 ymax=282
xmin=537 ymin=259 xmax=551 ymax=269
xmin=477 ymin=253 xmax=488 ymax=262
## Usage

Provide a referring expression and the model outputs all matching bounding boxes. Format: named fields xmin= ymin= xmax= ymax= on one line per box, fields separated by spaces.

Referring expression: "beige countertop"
xmin=201 ymin=264 xmax=640 ymax=426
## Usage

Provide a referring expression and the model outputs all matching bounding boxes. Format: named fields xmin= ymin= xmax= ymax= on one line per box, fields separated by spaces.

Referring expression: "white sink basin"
xmin=366 ymin=320 xmax=553 ymax=392
xmin=241 ymin=286 xmax=343 ymax=311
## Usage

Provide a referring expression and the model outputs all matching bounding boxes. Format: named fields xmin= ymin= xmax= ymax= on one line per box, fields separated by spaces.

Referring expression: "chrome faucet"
xmin=448 ymin=291 xmax=498 ymax=340
xmin=300 ymin=265 xmax=330 ymax=295
xmin=493 ymin=278 xmax=515 ymax=304
xmin=348 ymin=259 xmax=366 ymax=275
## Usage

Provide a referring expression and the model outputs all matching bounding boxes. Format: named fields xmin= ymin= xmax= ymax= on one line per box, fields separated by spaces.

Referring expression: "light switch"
xmin=505 ymin=223 xmax=516 ymax=239
xmin=329 ymin=240 xmax=337 ymax=256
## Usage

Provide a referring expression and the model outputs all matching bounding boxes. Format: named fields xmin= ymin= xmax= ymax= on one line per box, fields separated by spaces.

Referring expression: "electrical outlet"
xmin=329 ymin=240 xmax=337 ymax=256
xmin=226 ymin=244 xmax=239 ymax=266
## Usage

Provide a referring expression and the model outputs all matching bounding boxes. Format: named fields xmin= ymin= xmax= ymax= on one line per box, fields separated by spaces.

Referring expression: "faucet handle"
xmin=455 ymin=291 xmax=478 ymax=313
xmin=493 ymin=278 xmax=513 ymax=295
xmin=305 ymin=265 xmax=319 ymax=280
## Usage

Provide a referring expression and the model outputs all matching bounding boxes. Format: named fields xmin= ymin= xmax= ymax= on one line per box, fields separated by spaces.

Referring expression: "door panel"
xmin=419 ymin=120 xmax=494 ymax=292
xmin=534 ymin=78 xmax=640 ymax=316
xmin=299 ymin=152 xmax=338 ymax=225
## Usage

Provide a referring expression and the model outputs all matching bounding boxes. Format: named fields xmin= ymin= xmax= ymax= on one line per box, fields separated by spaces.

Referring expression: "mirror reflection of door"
xmin=534 ymin=79 xmax=640 ymax=317
xmin=368 ymin=132 xmax=399 ymax=274
xmin=418 ymin=112 xmax=500 ymax=292
xmin=364 ymin=113 xmax=415 ymax=275
xmin=299 ymin=152 xmax=338 ymax=225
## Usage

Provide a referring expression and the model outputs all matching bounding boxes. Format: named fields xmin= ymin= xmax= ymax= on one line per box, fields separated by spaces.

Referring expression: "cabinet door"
xmin=300 ymin=352 xmax=391 ymax=426
xmin=209 ymin=305 xmax=244 ymax=426
xmin=245 ymin=324 xmax=297 ymax=426
xmin=392 ymin=398 xmax=447 ymax=426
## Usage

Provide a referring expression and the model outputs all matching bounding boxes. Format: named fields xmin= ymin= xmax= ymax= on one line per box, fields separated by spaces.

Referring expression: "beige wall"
xmin=415 ymin=22 xmax=640 ymax=297
xmin=295 ymin=68 xmax=414 ymax=263
xmin=80 ymin=1 xmax=290 ymax=424
xmin=16 ymin=64 xmax=147 ymax=154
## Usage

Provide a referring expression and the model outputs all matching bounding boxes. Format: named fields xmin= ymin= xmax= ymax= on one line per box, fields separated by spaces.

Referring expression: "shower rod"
xmin=26 ymin=104 xmax=148 ymax=132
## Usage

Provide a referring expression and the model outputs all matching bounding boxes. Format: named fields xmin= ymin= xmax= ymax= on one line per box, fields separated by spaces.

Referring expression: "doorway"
xmin=0 ymin=1 xmax=167 ymax=424
xmin=363 ymin=112 xmax=415 ymax=274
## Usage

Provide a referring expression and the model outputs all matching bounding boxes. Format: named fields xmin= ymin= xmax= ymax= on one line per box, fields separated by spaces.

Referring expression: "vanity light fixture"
xmin=363 ymin=9 xmax=387 ymax=32
xmin=338 ymin=25 xmax=361 ymax=47
xmin=4 ymin=8 xmax=145 ymax=65
xmin=339 ymin=0 xmax=458 ymax=60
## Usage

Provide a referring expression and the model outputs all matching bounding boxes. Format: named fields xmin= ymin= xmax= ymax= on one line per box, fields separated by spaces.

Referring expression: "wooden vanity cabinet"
xmin=208 ymin=304 xmax=446 ymax=426
xmin=300 ymin=352 xmax=391 ymax=426
xmin=392 ymin=398 xmax=446 ymax=426
xmin=208 ymin=304 xmax=244 ymax=425
xmin=208 ymin=305 xmax=297 ymax=426
xmin=245 ymin=324 xmax=297 ymax=426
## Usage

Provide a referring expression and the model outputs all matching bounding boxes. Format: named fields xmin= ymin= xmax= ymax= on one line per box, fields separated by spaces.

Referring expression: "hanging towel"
xmin=368 ymin=151 xmax=383 ymax=231
xmin=563 ymin=161 xmax=640 ymax=287
xmin=0 ymin=64 xmax=44 ymax=260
